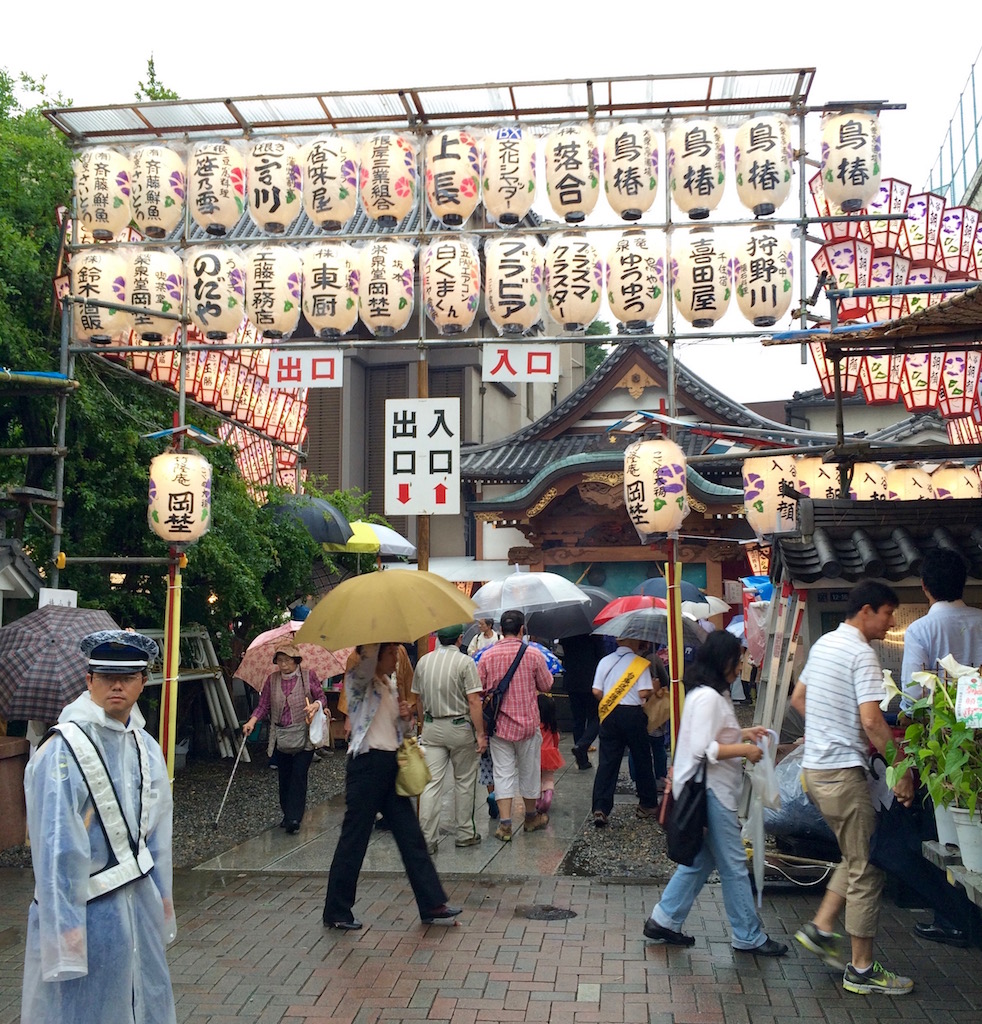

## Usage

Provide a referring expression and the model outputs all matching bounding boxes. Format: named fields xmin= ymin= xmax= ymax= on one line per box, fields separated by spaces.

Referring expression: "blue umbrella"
xmin=633 ymin=577 xmax=703 ymax=602
xmin=473 ymin=640 xmax=562 ymax=675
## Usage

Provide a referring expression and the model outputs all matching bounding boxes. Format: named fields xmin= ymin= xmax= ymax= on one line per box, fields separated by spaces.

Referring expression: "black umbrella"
xmin=526 ymin=586 xmax=614 ymax=640
xmin=271 ymin=494 xmax=353 ymax=546
xmin=633 ymin=577 xmax=703 ymax=602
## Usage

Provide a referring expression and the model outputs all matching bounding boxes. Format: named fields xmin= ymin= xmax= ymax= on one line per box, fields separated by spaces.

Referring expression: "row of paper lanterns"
xmin=70 ymin=227 xmax=794 ymax=344
xmin=75 ymin=111 xmax=859 ymax=238
xmin=217 ymin=423 xmax=302 ymax=496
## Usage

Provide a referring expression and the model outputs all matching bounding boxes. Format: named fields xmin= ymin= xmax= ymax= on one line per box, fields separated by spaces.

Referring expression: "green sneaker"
xmin=842 ymin=961 xmax=914 ymax=996
xmin=794 ymin=922 xmax=845 ymax=970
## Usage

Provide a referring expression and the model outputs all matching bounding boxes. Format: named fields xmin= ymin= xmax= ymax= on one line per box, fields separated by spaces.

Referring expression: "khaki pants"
xmin=418 ymin=718 xmax=480 ymax=845
xmin=803 ymin=766 xmax=884 ymax=938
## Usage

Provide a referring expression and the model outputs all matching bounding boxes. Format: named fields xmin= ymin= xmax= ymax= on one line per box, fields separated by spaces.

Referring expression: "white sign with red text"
xmin=269 ymin=348 xmax=344 ymax=389
xmin=481 ymin=342 xmax=559 ymax=383
xmin=384 ymin=399 xmax=460 ymax=516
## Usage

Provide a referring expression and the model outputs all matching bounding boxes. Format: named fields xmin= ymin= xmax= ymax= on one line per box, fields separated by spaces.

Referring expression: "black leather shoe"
xmin=285 ymin=821 xmax=300 ymax=834
xmin=422 ymin=904 xmax=462 ymax=923
xmin=643 ymin=918 xmax=695 ymax=946
xmin=572 ymin=746 xmax=592 ymax=770
xmin=914 ymin=922 xmax=970 ymax=947
xmin=324 ymin=919 xmax=362 ymax=930
xmin=737 ymin=937 xmax=788 ymax=956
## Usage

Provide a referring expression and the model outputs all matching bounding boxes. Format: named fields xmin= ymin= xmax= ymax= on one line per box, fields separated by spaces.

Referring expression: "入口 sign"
xmin=481 ymin=343 xmax=559 ymax=383
xmin=384 ymin=399 xmax=460 ymax=516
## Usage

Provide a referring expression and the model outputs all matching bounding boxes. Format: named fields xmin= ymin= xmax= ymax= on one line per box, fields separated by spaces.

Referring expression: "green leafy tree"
xmin=585 ymin=318 xmax=612 ymax=377
xmin=135 ymin=56 xmax=178 ymax=101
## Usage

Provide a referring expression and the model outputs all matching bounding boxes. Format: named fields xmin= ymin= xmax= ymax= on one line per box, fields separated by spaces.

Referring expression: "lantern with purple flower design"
xmin=481 ymin=126 xmax=536 ymax=226
xmin=886 ymin=466 xmax=935 ymax=501
xmin=866 ymin=178 xmax=910 ymax=254
xmin=70 ymin=247 xmax=134 ymax=342
xmin=128 ymin=247 xmax=183 ymax=342
xmin=188 ymin=141 xmax=246 ymax=236
xmin=148 ymin=450 xmax=212 ymax=545
xmin=795 ymin=456 xmax=841 ymax=500
xmin=302 ymin=135 xmax=359 ymax=231
xmin=360 ymin=133 xmax=417 ymax=228
xmin=820 ymin=111 xmax=881 ymax=213
xmin=623 ymin=438 xmax=688 ymax=541
xmin=358 ymin=239 xmax=415 ymax=337
xmin=422 ymin=237 xmax=480 ymax=335
xmin=906 ymin=263 xmax=948 ymax=315
xmin=185 ymin=246 xmax=245 ymax=339
xmin=938 ymin=351 xmax=982 ymax=419
xmin=424 ymin=129 xmax=481 ymax=228
xmin=73 ymin=147 xmax=133 ymax=241
xmin=543 ymin=124 xmax=600 ymax=224
xmin=900 ymin=352 xmax=944 ymax=411
xmin=130 ymin=145 xmax=185 ymax=239
xmin=742 ymin=455 xmax=798 ymax=538
xmin=858 ymin=354 xmax=904 ymax=404
xmin=866 ymin=254 xmax=910 ymax=323
xmin=667 ymin=118 xmax=725 ymax=220
xmin=247 ymin=140 xmax=302 ymax=234
xmin=732 ymin=226 xmax=793 ymax=327
xmin=902 ymin=192 xmax=946 ymax=266
xmin=808 ymin=341 xmax=861 ymax=398
xmin=811 ymin=238 xmax=873 ymax=322
xmin=484 ymin=236 xmax=543 ymax=335
xmin=938 ymin=206 xmax=980 ymax=279
xmin=672 ymin=228 xmax=731 ymax=329
xmin=848 ymin=463 xmax=888 ymax=500
xmin=302 ymin=242 xmax=359 ymax=338
xmin=606 ymin=229 xmax=664 ymax=330
xmin=603 ymin=122 xmax=657 ymax=222
xmin=931 ymin=465 xmax=982 ymax=499
xmin=244 ymin=244 xmax=302 ymax=339
xmin=543 ymin=232 xmax=603 ymax=332
xmin=734 ymin=114 xmax=792 ymax=217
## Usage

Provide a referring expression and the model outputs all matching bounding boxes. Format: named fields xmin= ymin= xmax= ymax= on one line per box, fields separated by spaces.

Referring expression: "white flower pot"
xmin=934 ymin=802 xmax=959 ymax=848
xmin=950 ymin=806 xmax=982 ymax=873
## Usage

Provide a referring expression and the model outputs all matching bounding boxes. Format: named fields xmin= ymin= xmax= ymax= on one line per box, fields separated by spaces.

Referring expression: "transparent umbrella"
xmin=471 ymin=567 xmax=590 ymax=618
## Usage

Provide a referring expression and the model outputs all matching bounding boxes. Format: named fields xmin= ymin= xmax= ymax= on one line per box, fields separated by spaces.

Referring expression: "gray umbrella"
xmin=526 ymin=586 xmax=614 ymax=640
xmin=592 ymin=608 xmax=708 ymax=648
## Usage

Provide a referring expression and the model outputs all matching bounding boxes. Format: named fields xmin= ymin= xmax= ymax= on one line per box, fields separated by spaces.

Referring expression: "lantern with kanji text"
xmin=938 ymin=206 xmax=979 ymax=278
xmin=484 ymin=235 xmax=543 ymax=335
xmin=848 ymin=463 xmax=888 ymax=500
xmin=186 ymin=246 xmax=245 ymax=339
xmin=606 ymin=229 xmax=664 ymax=330
xmin=148 ymin=450 xmax=212 ymax=545
xmin=70 ymin=247 xmax=133 ymax=342
xmin=931 ymin=465 xmax=982 ymax=499
xmin=938 ymin=351 xmax=982 ymax=418
xmin=279 ymin=394 xmax=308 ymax=447
xmin=424 ymin=129 xmax=481 ymax=227
xmin=672 ymin=228 xmax=731 ymax=328
xmin=667 ymin=118 xmax=725 ymax=220
xmin=900 ymin=352 xmax=944 ymax=411
xmin=246 ymin=140 xmax=302 ymax=234
xmin=358 ymin=239 xmax=415 ymax=337
xmin=867 ymin=254 xmax=910 ymax=322
xmin=732 ymin=226 xmax=793 ymax=327
xmin=302 ymin=242 xmax=359 ymax=338
xmin=902 ymin=192 xmax=946 ymax=265
xmin=858 ymin=354 xmax=903 ymax=404
xmin=544 ymin=124 xmax=600 ymax=223
xmin=542 ymin=232 xmax=603 ymax=332
xmin=811 ymin=237 xmax=873 ymax=322
xmin=129 ymin=247 xmax=183 ymax=341
xmin=422 ymin=237 xmax=480 ymax=335
xmin=244 ymin=244 xmax=302 ymax=339
xmin=360 ymin=133 xmax=417 ymax=227
xmin=795 ymin=456 xmax=841 ymax=500
xmin=74 ymin=147 xmax=132 ymax=241
xmin=130 ymin=145 xmax=185 ymax=239
xmin=886 ymin=466 xmax=935 ymax=500
xmin=623 ymin=438 xmax=688 ymax=542
xmin=196 ymin=350 xmax=229 ymax=407
xmin=742 ymin=454 xmax=798 ymax=538
xmin=808 ymin=171 xmax=872 ymax=243
xmin=808 ymin=341 xmax=861 ymax=398
xmin=733 ymin=114 xmax=793 ymax=217
xmin=866 ymin=178 xmax=910 ymax=254
xmin=906 ymin=263 xmax=947 ymax=315
xmin=216 ymin=361 xmax=241 ymax=416
xmin=820 ymin=111 xmax=881 ymax=212
xmin=481 ymin=126 xmax=536 ymax=226
xmin=302 ymin=135 xmax=359 ymax=230
xmin=603 ymin=122 xmax=658 ymax=221
xmin=188 ymin=142 xmax=246 ymax=236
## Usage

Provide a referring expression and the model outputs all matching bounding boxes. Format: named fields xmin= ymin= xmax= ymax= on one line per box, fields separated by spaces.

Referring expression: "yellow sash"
xmin=598 ymin=655 xmax=650 ymax=721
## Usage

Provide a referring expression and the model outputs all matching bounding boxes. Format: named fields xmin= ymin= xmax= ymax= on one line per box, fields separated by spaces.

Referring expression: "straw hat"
xmin=272 ymin=640 xmax=303 ymax=663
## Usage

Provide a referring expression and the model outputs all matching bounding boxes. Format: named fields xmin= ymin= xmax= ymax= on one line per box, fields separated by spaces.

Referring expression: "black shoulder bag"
xmin=665 ymin=759 xmax=708 ymax=865
xmin=482 ymin=643 xmax=528 ymax=738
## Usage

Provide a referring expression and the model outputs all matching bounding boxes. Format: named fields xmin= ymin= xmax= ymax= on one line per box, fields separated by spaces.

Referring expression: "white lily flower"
xmin=938 ymin=654 xmax=978 ymax=679
xmin=910 ymin=670 xmax=940 ymax=697
xmin=880 ymin=669 xmax=902 ymax=712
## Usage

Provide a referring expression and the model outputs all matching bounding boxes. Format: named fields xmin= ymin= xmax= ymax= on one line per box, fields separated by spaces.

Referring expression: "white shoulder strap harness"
xmin=51 ymin=722 xmax=155 ymax=901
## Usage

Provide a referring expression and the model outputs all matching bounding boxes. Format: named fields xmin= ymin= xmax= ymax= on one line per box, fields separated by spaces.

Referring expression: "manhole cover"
xmin=518 ymin=904 xmax=577 ymax=921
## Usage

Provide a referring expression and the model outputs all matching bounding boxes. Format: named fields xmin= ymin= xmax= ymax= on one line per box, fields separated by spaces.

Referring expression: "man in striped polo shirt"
xmin=412 ymin=624 xmax=487 ymax=854
xmin=790 ymin=580 xmax=916 ymax=996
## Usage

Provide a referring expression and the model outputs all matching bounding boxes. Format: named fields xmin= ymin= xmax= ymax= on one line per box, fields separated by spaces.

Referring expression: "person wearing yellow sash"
xmin=590 ymin=636 xmax=660 ymax=827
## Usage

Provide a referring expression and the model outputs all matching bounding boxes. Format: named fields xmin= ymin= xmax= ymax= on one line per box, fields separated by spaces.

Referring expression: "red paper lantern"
xmin=902 ymin=192 xmax=946 ymax=266
xmin=808 ymin=341 xmax=861 ymax=397
xmin=198 ymin=350 xmax=229 ymax=407
xmin=938 ymin=206 xmax=980 ymax=278
xmin=858 ymin=354 xmax=903 ymax=404
xmin=866 ymin=254 xmax=910 ymax=322
xmin=899 ymin=353 xmax=944 ymax=411
xmin=938 ymin=351 xmax=982 ymax=419
xmin=216 ymin=362 xmax=241 ymax=416
xmin=811 ymin=238 xmax=873 ymax=322
xmin=866 ymin=178 xmax=910 ymax=254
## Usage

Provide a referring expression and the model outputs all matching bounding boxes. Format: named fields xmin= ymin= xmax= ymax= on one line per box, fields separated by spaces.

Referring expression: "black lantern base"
xmin=377 ymin=216 xmax=398 ymax=228
xmin=205 ymin=224 xmax=227 ymax=237
xmin=620 ymin=210 xmax=643 ymax=222
xmin=440 ymin=325 xmax=464 ymax=335
xmin=840 ymin=199 xmax=864 ymax=213
xmin=441 ymin=214 xmax=464 ymax=227
xmin=92 ymin=229 xmax=115 ymax=241
xmin=692 ymin=318 xmax=715 ymax=329
xmin=498 ymin=213 xmax=519 ymax=226
xmin=375 ymin=327 xmax=395 ymax=338
xmin=264 ymin=331 xmax=284 ymax=340
xmin=753 ymin=203 xmax=776 ymax=217
xmin=264 ymin=223 xmax=286 ymax=234
xmin=753 ymin=315 xmax=777 ymax=327
xmin=625 ymin=319 xmax=650 ymax=332
xmin=141 ymin=332 xmax=163 ymax=342
xmin=564 ymin=213 xmax=586 ymax=224
xmin=89 ymin=335 xmax=112 ymax=344
xmin=145 ymin=227 xmax=167 ymax=239
xmin=206 ymin=331 xmax=228 ymax=340
xmin=317 ymin=220 xmax=344 ymax=231
xmin=687 ymin=209 xmax=710 ymax=221
xmin=501 ymin=323 xmax=525 ymax=335
xmin=317 ymin=328 xmax=342 ymax=340
xmin=563 ymin=323 xmax=584 ymax=332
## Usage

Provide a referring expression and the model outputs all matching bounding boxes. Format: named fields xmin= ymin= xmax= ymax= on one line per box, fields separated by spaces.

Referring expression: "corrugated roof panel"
xmin=141 ymin=101 xmax=234 ymax=130
xmin=233 ymin=96 xmax=330 ymax=126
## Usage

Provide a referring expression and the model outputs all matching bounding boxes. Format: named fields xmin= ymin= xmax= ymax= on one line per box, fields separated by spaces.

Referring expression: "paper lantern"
xmin=188 ymin=142 xmax=246 ymax=236
xmin=542 ymin=232 xmax=603 ymax=332
xmin=481 ymin=126 xmax=536 ymax=226
xmin=808 ymin=341 xmax=861 ymax=398
xmin=858 ymin=354 xmax=904 ymax=404
xmin=606 ymin=229 xmax=664 ymax=329
xmin=733 ymin=114 xmax=793 ymax=216
xmin=902 ymin=192 xmax=946 ymax=265
xmin=623 ymin=438 xmax=688 ymax=541
xmin=932 ymin=465 xmax=982 ymax=499
xmin=197 ymin=350 xmax=229 ymax=407
xmin=130 ymin=145 xmax=185 ymax=239
xmin=820 ymin=111 xmax=881 ymax=213
xmin=149 ymin=345 xmax=181 ymax=390
xmin=603 ymin=122 xmax=657 ymax=221
xmin=848 ymin=463 xmax=888 ymax=500
xmin=246 ymin=140 xmax=301 ymax=234
xmin=358 ymin=239 xmax=415 ymax=337
xmin=249 ymin=379 xmax=273 ymax=432
xmin=742 ymin=455 xmax=798 ymax=537
xmin=421 ymin=237 xmax=480 ymax=335
xmin=795 ymin=456 xmax=841 ymax=500
xmin=867 ymin=254 xmax=910 ymax=322
xmin=280 ymin=395 xmax=308 ymax=446
xmin=732 ymin=226 xmax=793 ymax=327
xmin=947 ymin=418 xmax=982 ymax=446
xmin=543 ymin=124 xmax=600 ymax=223
xmin=866 ymin=178 xmax=911 ymax=254
xmin=424 ymin=129 xmax=481 ymax=227
xmin=900 ymin=352 xmax=945 ymax=411
xmin=360 ymin=133 xmax=417 ymax=227
xmin=302 ymin=135 xmax=359 ymax=230
xmin=886 ymin=467 xmax=935 ymax=500
xmin=216 ymin=361 xmax=241 ymax=415
xmin=906 ymin=263 xmax=947 ymax=315
xmin=671 ymin=229 xmax=731 ymax=328
xmin=484 ymin=236 xmax=543 ymax=335
xmin=70 ymin=247 xmax=133 ymax=342
xmin=667 ymin=119 xmax=725 ymax=220
xmin=807 ymin=171 xmax=871 ymax=243
xmin=234 ymin=371 xmax=260 ymax=424
xmin=73 ymin=147 xmax=132 ymax=240
xmin=148 ymin=450 xmax=212 ymax=545
xmin=129 ymin=247 xmax=183 ymax=341
xmin=301 ymin=242 xmax=359 ymax=338
xmin=938 ymin=206 xmax=980 ymax=278
xmin=185 ymin=246 xmax=245 ymax=339
xmin=811 ymin=238 xmax=873 ymax=322
xmin=244 ymin=245 xmax=302 ymax=339
xmin=938 ymin=351 xmax=982 ymax=418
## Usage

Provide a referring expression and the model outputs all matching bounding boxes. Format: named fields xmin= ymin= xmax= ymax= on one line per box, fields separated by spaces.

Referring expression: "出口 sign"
xmin=482 ymin=343 xmax=559 ymax=383
xmin=270 ymin=347 xmax=344 ymax=388
xmin=384 ymin=399 xmax=460 ymax=516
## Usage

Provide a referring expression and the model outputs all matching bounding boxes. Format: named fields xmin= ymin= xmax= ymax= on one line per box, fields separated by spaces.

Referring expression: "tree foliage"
xmin=584 ymin=318 xmax=612 ymax=377
xmin=135 ymin=57 xmax=178 ymax=102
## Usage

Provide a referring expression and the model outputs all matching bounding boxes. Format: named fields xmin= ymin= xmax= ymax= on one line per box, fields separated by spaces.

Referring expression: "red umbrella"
xmin=233 ymin=638 xmax=353 ymax=693
xmin=593 ymin=594 xmax=661 ymax=626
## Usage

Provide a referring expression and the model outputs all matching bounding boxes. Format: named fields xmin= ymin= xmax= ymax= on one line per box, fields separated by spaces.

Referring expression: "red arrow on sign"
xmin=434 ymin=483 xmax=447 ymax=504
xmin=398 ymin=482 xmax=411 ymax=504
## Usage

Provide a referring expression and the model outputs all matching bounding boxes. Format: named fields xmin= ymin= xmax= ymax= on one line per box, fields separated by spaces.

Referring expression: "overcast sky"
xmin=3 ymin=2 xmax=980 ymax=402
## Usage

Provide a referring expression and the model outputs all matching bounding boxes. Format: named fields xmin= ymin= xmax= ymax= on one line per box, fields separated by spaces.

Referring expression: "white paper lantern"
xmin=481 ymin=126 xmax=536 ymax=226
xmin=938 ymin=206 xmax=980 ymax=278
xmin=358 ymin=239 xmax=415 ymax=337
xmin=811 ymin=238 xmax=874 ymax=322
xmin=130 ymin=145 xmax=185 ymax=239
xmin=743 ymin=455 xmax=798 ymax=537
xmin=70 ymin=247 xmax=134 ymax=342
xmin=858 ymin=354 xmax=904 ymax=404
xmin=129 ymin=247 xmax=183 ymax=341
xmin=302 ymin=242 xmax=359 ymax=338
xmin=795 ymin=456 xmax=842 ymax=500
xmin=186 ymin=246 xmax=245 ymax=339
xmin=867 ymin=178 xmax=911 ymax=254
xmin=667 ymin=119 xmax=725 ymax=220
xmin=247 ymin=140 xmax=302 ymax=234
xmin=543 ymin=232 xmax=603 ymax=331
xmin=244 ymin=244 xmax=302 ymax=339
xmin=886 ymin=467 xmax=935 ymax=500
xmin=360 ymin=133 xmax=417 ymax=227
xmin=603 ymin=122 xmax=658 ymax=221
xmin=302 ymin=136 xmax=359 ymax=230
xmin=732 ymin=227 xmax=793 ymax=327
xmin=820 ymin=111 xmax=881 ymax=213
xmin=938 ymin=351 xmax=982 ymax=418
xmin=672 ymin=229 xmax=731 ymax=328
xmin=900 ymin=352 xmax=944 ymax=411
xmin=421 ymin=237 xmax=480 ymax=335
xmin=734 ymin=115 xmax=793 ymax=216
xmin=73 ymin=147 xmax=133 ymax=240
xmin=484 ymin=236 xmax=542 ymax=335
xmin=867 ymin=254 xmax=910 ymax=322
xmin=931 ymin=466 xmax=982 ymax=499
xmin=424 ymin=129 xmax=481 ymax=227
xmin=148 ymin=450 xmax=212 ymax=545
xmin=906 ymin=263 xmax=947 ymax=316
xmin=188 ymin=142 xmax=246 ymax=236
xmin=902 ymin=192 xmax=946 ymax=266
xmin=544 ymin=124 xmax=600 ymax=223
xmin=606 ymin=229 xmax=664 ymax=329
xmin=848 ymin=463 xmax=888 ymax=500
xmin=623 ymin=438 xmax=688 ymax=542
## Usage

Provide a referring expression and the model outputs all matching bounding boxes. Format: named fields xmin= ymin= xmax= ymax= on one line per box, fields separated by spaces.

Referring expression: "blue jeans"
xmin=651 ymin=787 xmax=766 ymax=949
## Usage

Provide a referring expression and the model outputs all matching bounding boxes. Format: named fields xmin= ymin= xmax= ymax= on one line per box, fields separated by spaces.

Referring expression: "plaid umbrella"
xmin=0 ymin=605 xmax=120 ymax=722
xmin=233 ymin=638 xmax=354 ymax=693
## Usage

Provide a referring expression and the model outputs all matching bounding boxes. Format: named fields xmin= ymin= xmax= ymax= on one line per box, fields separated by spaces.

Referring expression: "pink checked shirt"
xmin=478 ymin=637 xmax=553 ymax=741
